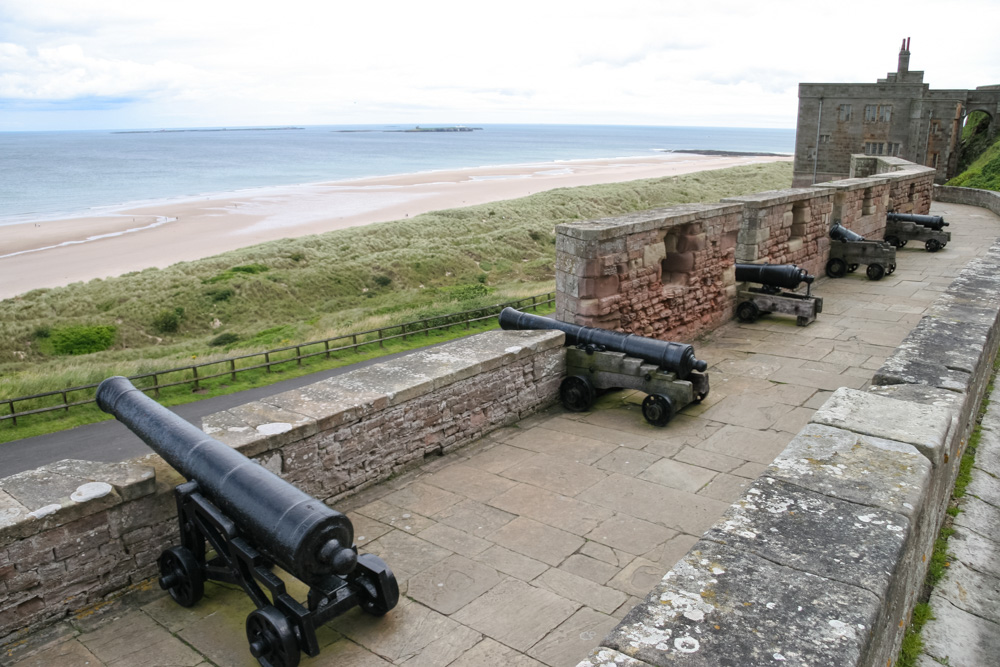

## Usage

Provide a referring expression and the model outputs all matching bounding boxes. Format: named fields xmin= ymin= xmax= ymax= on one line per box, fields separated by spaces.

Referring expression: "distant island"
xmin=113 ymin=127 xmax=304 ymax=134
xmin=657 ymin=149 xmax=789 ymax=157
xmin=334 ymin=126 xmax=483 ymax=133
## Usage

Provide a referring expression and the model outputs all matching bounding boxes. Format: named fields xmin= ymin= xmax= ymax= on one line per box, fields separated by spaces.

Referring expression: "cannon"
xmin=734 ymin=263 xmax=823 ymax=326
xmin=826 ymin=221 xmax=897 ymax=280
xmin=886 ymin=212 xmax=949 ymax=230
xmin=499 ymin=307 xmax=709 ymax=426
xmin=96 ymin=376 xmax=398 ymax=667
xmin=884 ymin=211 xmax=951 ymax=252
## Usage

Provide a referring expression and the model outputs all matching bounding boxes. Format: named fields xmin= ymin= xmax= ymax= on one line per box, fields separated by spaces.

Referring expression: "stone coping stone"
xmin=872 ymin=312 xmax=998 ymax=392
xmin=0 ymin=459 xmax=154 ymax=544
xmin=721 ymin=187 xmax=832 ymax=206
xmin=766 ymin=423 xmax=931 ymax=521
xmin=577 ymin=648 xmax=654 ymax=666
xmin=204 ymin=329 xmax=565 ymax=456
xmin=703 ymin=476 xmax=909 ymax=596
xmin=557 ymin=203 xmax=742 ymax=240
xmin=868 ymin=384 xmax=963 ymax=415
xmin=813 ymin=176 xmax=890 ymax=191
xmin=602 ymin=540 xmax=880 ymax=666
xmin=811 ymin=388 xmax=952 ymax=468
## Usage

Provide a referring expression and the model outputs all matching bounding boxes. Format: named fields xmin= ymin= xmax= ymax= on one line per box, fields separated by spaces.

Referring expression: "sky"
xmin=1 ymin=0 xmax=998 ymax=132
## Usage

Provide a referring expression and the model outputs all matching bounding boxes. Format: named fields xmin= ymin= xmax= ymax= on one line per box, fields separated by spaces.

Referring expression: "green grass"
xmin=0 ymin=302 xmax=554 ymax=443
xmin=0 ymin=162 xmax=792 ymax=440
xmin=948 ymin=130 xmax=1000 ymax=191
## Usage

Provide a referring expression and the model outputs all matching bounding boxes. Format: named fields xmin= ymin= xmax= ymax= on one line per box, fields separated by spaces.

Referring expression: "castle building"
xmin=792 ymin=39 xmax=1000 ymax=187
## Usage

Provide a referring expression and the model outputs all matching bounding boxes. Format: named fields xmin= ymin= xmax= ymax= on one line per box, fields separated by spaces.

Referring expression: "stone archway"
xmin=956 ymin=109 xmax=994 ymax=174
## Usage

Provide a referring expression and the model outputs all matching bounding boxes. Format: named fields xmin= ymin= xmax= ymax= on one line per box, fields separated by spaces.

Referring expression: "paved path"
xmin=917 ymin=379 xmax=1000 ymax=666
xmin=5 ymin=201 xmax=999 ymax=667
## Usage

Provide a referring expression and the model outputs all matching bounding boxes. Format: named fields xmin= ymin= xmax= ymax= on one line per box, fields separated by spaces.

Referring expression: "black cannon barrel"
xmin=499 ymin=307 xmax=707 ymax=379
xmin=96 ymin=376 xmax=357 ymax=579
xmin=830 ymin=222 xmax=865 ymax=243
xmin=735 ymin=263 xmax=814 ymax=290
xmin=887 ymin=212 xmax=949 ymax=230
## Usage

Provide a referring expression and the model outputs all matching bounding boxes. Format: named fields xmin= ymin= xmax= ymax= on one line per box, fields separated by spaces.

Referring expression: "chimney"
xmin=898 ymin=37 xmax=910 ymax=74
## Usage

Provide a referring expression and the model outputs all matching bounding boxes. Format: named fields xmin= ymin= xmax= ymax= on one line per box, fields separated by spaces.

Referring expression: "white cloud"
xmin=0 ymin=43 xmax=208 ymax=101
xmin=1 ymin=0 xmax=998 ymax=130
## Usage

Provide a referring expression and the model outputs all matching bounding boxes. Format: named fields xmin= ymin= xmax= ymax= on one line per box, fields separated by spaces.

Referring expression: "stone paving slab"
xmin=918 ymin=374 xmax=1000 ymax=666
xmin=7 ymin=201 xmax=999 ymax=667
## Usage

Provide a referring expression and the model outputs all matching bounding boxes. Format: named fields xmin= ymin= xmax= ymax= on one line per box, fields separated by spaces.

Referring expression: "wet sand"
xmin=0 ymin=153 xmax=790 ymax=299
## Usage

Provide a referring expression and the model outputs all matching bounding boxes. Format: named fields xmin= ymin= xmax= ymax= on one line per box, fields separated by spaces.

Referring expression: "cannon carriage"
xmin=96 ymin=377 xmax=399 ymax=667
xmin=883 ymin=211 xmax=951 ymax=252
xmin=734 ymin=263 xmax=822 ymax=327
xmin=826 ymin=222 xmax=897 ymax=281
xmin=499 ymin=307 xmax=709 ymax=427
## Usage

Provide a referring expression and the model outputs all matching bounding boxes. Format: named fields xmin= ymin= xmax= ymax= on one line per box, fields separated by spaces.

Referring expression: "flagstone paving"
xmin=6 ymin=201 xmax=998 ymax=667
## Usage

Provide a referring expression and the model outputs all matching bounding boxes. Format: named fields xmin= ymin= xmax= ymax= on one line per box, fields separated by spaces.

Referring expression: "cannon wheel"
xmin=560 ymin=375 xmax=595 ymax=412
xmin=247 ymin=606 xmax=300 ymax=667
xmin=736 ymin=301 xmax=759 ymax=323
xmin=885 ymin=235 xmax=901 ymax=248
xmin=157 ymin=546 xmax=204 ymax=608
xmin=641 ymin=394 xmax=675 ymax=427
xmin=866 ymin=264 xmax=885 ymax=281
xmin=925 ymin=238 xmax=942 ymax=252
xmin=887 ymin=264 xmax=896 ymax=275
xmin=825 ymin=258 xmax=847 ymax=278
xmin=847 ymin=264 xmax=859 ymax=273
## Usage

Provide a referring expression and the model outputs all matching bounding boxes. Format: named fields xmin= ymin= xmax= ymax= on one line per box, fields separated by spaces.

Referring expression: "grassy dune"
xmin=1 ymin=162 xmax=792 ymax=404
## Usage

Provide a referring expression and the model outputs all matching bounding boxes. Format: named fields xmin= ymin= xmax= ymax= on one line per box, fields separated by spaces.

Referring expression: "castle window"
xmin=864 ymin=142 xmax=887 ymax=155
xmin=865 ymin=105 xmax=878 ymax=122
xmin=839 ymin=104 xmax=852 ymax=122
xmin=819 ymin=134 xmax=831 ymax=144
xmin=930 ymin=152 xmax=939 ymax=169
xmin=888 ymin=142 xmax=902 ymax=156
xmin=880 ymin=105 xmax=892 ymax=122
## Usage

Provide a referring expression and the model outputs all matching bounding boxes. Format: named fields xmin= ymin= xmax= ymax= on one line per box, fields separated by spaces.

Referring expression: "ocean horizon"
xmin=0 ymin=124 xmax=795 ymax=227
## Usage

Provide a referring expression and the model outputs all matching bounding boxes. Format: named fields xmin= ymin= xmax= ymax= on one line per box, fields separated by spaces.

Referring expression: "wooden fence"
xmin=1 ymin=293 xmax=554 ymax=427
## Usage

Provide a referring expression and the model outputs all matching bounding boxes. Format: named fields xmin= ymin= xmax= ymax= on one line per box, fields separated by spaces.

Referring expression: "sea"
xmin=0 ymin=124 xmax=795 ymax=227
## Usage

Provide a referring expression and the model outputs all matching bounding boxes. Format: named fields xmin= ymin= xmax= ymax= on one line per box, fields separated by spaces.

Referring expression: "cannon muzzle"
xmin=96 ymin=376 xmax=357 ymax=581
xmin=499 ymin=307 xmax=707 ymax=379
xmin=735 ymin=263 xmax=814 ymax=291
xmin=887 ymin=212 xmax=949 ymax=230
xmin=830 ymin=222 xmax=865 ymax=243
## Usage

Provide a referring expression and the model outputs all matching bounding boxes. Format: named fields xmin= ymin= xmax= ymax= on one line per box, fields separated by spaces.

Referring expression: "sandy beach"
xmin=0 ymin=153 xmax=790 ymax=300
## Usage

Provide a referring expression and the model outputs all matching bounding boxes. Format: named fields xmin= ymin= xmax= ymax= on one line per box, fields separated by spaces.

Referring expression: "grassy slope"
xmin=0 ymin=162 xmax=792 ymax=401
xmin=947 ymin=130 xmax=1000 ymax=191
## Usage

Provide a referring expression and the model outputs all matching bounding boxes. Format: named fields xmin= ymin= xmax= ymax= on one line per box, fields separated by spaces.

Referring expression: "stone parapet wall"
xmin=851 ymin=155 xmax=936 ymax=215
xmin=935 ymin=184 xmax=1000 ymax=217
xmin=0 ymin=329 xmax=564 ymax=642
xmin=555 ymin=203 xmax=743 ymax=341
xmin=722 ymin=188 xmax=834 ymax=278
xmin=554 ymin=161 xmax=935 ymax=343
xmin=578 ymin=235 xmax=1000 ymax=667
xmin=813 ymin=177 xmax=892 ymax=238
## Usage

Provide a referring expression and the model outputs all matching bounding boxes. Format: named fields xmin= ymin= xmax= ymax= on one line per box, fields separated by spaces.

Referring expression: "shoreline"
xmin=0 ymin=152 xmax=791 ymax=300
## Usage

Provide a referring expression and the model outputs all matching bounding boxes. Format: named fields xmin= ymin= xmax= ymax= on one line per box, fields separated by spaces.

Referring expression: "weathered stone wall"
xmin=813 ymin=177 xmax=892 ymax=239
xmin=554 ymin=161 xmax=935 ymax=343
xmin=555 ymin=203 xmax=744 ymax=342
xmin=935 ymin=184 xmax=1000 ymax=217
xmin=722 ymin=188 xmax=834 ymax=278
xmin=0 ymin=329 xmax=564 ymax=643
xmin=852 ymin=155 xmax=936 ymax=215
xmin=578 ymin=234 xmax=1000 ymax=667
